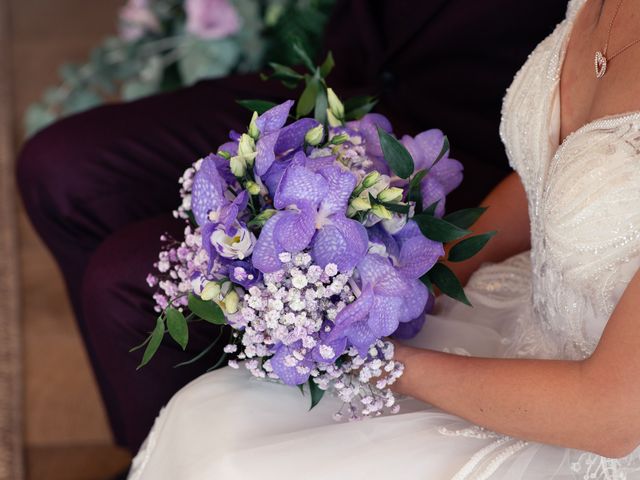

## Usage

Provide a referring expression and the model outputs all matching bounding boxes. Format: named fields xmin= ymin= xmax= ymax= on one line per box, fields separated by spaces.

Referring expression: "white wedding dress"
xmin=129 ymin=1 xmax=640 ymax=478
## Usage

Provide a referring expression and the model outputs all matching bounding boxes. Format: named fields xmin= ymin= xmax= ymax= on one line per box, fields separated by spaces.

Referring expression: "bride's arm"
xmin=393 ymin=268 xmax=640 ymax=458
xmin=446 ymin=171 xmax=531 ymax=285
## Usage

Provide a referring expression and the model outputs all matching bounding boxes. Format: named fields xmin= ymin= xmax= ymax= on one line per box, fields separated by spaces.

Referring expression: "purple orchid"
xmin=327 ymin=221 xmax=444 ymax=353
xmin=401 ymin=129 xmax=463 ymax=217
xmin=252 ymin=152 xmax=368 ymax=273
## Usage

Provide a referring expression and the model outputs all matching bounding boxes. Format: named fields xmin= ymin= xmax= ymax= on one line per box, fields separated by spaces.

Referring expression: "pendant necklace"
xmin=595 ymin=0 xmax=640 ymax=78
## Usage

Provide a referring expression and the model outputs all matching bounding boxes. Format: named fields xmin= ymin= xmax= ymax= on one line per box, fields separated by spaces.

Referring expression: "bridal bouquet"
xmin=24 ymin=0 xmax=334 ymax=136
xmin=139 ymin=51 xmax=493 ymax=418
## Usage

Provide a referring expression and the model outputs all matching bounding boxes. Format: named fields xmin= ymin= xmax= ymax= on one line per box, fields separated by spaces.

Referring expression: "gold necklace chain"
xmin=595 ymin=0 xmax=640 ymax=78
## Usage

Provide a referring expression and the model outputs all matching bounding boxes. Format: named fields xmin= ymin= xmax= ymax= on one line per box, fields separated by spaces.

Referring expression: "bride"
xmin=128 ymin=0 xmax=640 ymax=478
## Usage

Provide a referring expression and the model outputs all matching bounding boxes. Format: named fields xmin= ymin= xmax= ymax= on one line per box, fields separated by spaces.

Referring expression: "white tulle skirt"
xmin=128 ymin=253 xmax=640 ymax=479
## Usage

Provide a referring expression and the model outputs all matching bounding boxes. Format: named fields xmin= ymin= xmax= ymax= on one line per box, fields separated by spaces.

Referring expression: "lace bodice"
xmin=500 ymin=0 xmax=640 ymax=360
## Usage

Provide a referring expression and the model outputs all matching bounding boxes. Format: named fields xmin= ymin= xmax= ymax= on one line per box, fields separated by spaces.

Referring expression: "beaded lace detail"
xmin=446 ymin=0 xmax=640 ymax=478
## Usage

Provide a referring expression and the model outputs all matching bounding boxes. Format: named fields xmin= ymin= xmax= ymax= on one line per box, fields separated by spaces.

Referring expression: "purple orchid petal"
xmin=346 ymin=320 xmax=378 ymax=355
xmin=318 ymin=166 xmax=357 ymax=215
xmin=255 ymin=131 xmax=279 ymax=176
xmin=200 ymin=221 xmax=218 ymax=273
xmin=357 ymin=254 xmax=412 ymax=296
xmin=191 ymin=154 xmax=228 ymax=226
xmin=256 ymin=100 xmax=293 ymax=135
xmin=421 ymin=177 xmax=447 ymax=217
xmin=311 ymin=215 xmax=368 ymax=272
xmin=396 ymin=221 xmax=444 ymax=279
xmin=304 ymin=155 xmax=337 ymax=172
xmin=219 ymin=190 xmax=249 ymax=233
xmin=392 ymin=316 xmax=426 ymax=340
xmin=398 ymin=279 xmax=429 ymax=323
xmin=261 ymin=157 xmax=291 ymax=195
xmin=274 ymin=163 xmax=328 ymax=209
xmin=368 ymin=225 xmax=400 ymax=259
xmin=275 ymin=118 xmax=319 ymax=154
xmin=218 ymin=140 xmax=238 ymax=156
xmin=431 ymin=157 xmax=464 ymax=195
xmin=312 ymin=336 xmax=347 ymax=364
xmin=251 ymin=213 xmax=284 ymax=273
xmin=328 ymin=286 xmax=375 ymax=340
xmin=357 ymin=114 xmax=393 ymax=157
xmin=274 ymin=206 xmax=316 ymax=253
xmin=367 ymin=295 xmax=403 ymax=337
xmin=270 ymin=343 xmax=311 ymax=386
xmin=228 ymin=260 xmax=262 ymax=288
xmin=414 ymin=129 xmax=447 ymax=170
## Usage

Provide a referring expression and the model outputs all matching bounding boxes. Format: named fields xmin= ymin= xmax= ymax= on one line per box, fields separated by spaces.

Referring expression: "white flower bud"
xmin=304 ymin=124 xmax=324 ymax=146
xmin=327 ymin=88 xmax=344 ymax=119
xmin=245 ymin=180 xmax=261 ymax=196
xmin=238 ymin=133 xmax=256 ymax=158
xmin=377 ymin=187 xmax=404 ymax=203
xmin=200 ymin=281 xmax=221 ymax=301
xmin=327 ymin=109 xmax=343 ymax=128
xmin=222 ymin=290 xmax=240 ymax=314
xmin=230 ymin=155 xmax=247 ymax=177
xmin=362 ymin=171 xmax=380 ymax=188
xmin=248 ymin=111 xmax=260 ymax=139
xmin=350 ymin=196 xmax=371 ymax=212
xmin=371 ymin=204 xmax=393 ymax=220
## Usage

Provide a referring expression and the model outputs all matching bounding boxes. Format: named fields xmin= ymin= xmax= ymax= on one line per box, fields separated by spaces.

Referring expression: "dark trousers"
xmin=16 ymin=0 xmax=568 ymax=452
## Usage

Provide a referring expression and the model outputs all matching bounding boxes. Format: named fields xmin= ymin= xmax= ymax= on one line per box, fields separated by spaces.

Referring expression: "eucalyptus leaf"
xmin=188 ymin=294 xmax=226 ymax=324
xmin=137 ymin=317 xmax=165 ymax=369
xmin=413 ymin=213 xmax=470 ymax=243
xmin=377 ymin=127 xmax=414 ymax=179
xmin=166 ymin=307 xmax=188 ymax=350
xmin=443 ymin=207 xmax=488 ymax=230
xmin=427 ymin=263 xmax=471 ymax=306
xmin=448 ymin=231 xmax=497 ymax=263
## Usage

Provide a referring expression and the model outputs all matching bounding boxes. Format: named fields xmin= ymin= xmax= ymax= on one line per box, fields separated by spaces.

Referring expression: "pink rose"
xmin=119 ymin=0 xmax=161 ymax=41
xmin=185 ymin=0 xmax=241 ymax=39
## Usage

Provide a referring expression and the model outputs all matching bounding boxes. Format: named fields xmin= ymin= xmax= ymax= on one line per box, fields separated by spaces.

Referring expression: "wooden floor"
xmin=9 ymin=0 xmax=132 ymax=477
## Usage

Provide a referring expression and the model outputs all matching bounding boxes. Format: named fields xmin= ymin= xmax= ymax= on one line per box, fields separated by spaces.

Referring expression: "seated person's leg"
xmin=81 ymin=214 xmax=228 ymax=452
xmin=15 ymin=74 xmax=289 ymax=451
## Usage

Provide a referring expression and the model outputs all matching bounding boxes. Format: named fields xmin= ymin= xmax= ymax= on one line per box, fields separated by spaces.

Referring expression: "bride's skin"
xmin=392 ymin=0 xmax=640 ymax=459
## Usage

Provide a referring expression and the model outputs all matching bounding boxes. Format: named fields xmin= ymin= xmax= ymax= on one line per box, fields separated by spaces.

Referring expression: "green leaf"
xmin=381 ymin=202 xmax=411 ymax=214
xmin=292 ymin=42 xmax=316 ymax=72
xmin=308 ymin=379 xmax=325 ymax=410
xmin=297 ymin=77 xmax=319 ymax=117
xmin=413 ymin=213 xmax=470 ymax=243
xmin=166 ymin=307 xmax=188 ymax=350
xmin=137 ymin=317 xmax=165 ymax=369
xmin=420 ymin=274 xmax=434 ymax=294
xmin=432 ymin=136 xmax=450 ymax=168
xmin=174 ymin=328 xmax=225 ymax=368
xmin=407 ymin=169 xmax=428 ymax=205
xmin=427 ymin=263 xmax=471 ymax=306
xmin=423 ymin=200 xmax=440 ymax=216
xmin=448 ymin=231 xmax=497 ymax=263
xmin=314 ymin=84 xmax=328 ymax=124
xmin=237 ymin=99 xmax=278 ymax=115
xmin=443 ymin=207 xmax=488 ymax=230
xmin=188 ymin=294 xmax=226 ymax=325
xmin=377 ymin=127 xmax=414 ymax=179
xmin=344 ymin=95 xmax=378 ymax=120
xmin=319 ymin=51 xmax=335 ymax=78
xmin=268 ymin=62 xmax=304 ymax=83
